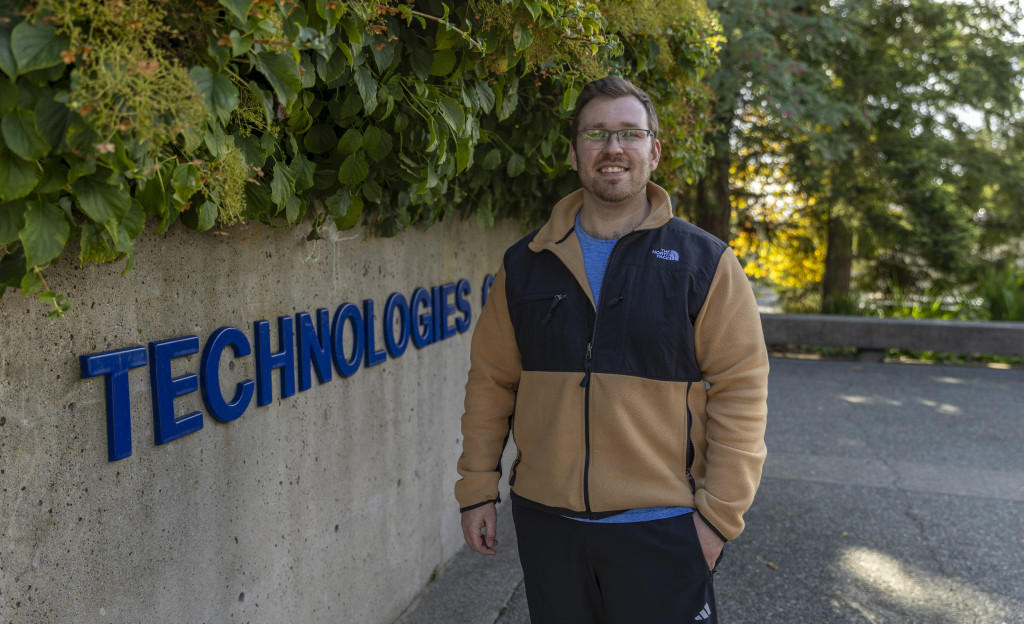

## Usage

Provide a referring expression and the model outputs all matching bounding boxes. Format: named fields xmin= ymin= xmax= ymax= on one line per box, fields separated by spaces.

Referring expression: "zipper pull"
xmin=580 ymin=342 xmax=593 ymax=387
xmin=541 ymin=293 xmax=567 ymax=324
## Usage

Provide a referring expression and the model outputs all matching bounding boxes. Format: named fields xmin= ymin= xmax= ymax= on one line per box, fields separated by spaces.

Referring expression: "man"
xmin=454 ymin=76 xmax=769 ymax=623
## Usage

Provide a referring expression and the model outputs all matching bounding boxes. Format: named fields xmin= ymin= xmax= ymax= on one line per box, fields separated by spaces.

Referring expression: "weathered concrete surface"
xmin=0 ymin=216 xmax=520 ymax=623
xmin=400 ymin=358 xmax=1024 ymax=624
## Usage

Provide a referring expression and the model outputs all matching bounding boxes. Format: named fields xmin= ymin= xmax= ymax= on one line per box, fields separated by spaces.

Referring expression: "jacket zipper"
xmin=577 ymin=232 xmax=636 ymax=518
xmin=541 ymin=293 xmax=567 ymax=324
xmin=685 ymin=381 xmax=696 ymax=493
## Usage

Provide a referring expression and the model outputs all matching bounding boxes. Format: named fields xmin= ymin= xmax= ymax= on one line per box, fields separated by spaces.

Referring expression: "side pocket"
xmin=509 ymin=449 xmax=522 ymax=486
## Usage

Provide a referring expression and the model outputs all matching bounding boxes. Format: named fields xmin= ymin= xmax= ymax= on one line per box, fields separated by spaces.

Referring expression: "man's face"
xmin=570 ymin=96 xmax=661 ymax=205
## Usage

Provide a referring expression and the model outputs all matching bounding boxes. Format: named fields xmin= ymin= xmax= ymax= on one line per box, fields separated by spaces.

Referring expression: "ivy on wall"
xmin=0 ymin=0 xmax=720 ymax=317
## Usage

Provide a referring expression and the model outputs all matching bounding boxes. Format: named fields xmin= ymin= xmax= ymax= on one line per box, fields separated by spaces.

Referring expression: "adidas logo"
xmin=652 ymin=248 xmax=680 ymax=261
xmin=694 ymin=602 xmax=712 ymax=621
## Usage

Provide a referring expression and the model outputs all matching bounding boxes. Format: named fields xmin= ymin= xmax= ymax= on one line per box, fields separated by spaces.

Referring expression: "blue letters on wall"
xmin=78 ymin=278 xmax=487 ymax=461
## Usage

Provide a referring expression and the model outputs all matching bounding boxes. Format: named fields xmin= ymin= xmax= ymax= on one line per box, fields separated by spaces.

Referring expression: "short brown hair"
xmin=571 ymin=77 xmax=659 ymax=145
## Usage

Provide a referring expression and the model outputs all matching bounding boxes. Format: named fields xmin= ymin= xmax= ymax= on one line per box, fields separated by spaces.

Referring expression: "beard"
xmin=577 ymin=154 xmax=653 ymax=204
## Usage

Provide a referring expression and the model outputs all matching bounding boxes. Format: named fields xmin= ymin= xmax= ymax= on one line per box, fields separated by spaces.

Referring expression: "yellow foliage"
xmin=731 ymin=185 xmax=826 ymax=290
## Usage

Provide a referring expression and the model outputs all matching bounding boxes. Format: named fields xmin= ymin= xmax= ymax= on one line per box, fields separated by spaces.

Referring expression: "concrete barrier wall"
xmin=0 ymin=217 xmax=521 ymax=623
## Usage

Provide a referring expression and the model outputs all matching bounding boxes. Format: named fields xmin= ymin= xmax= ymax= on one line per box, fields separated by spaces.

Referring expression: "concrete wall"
xmin=0 ymin=216 xmax=521 ymax=623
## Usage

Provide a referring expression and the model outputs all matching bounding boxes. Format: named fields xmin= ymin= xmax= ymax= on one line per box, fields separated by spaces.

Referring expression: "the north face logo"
xmin=652 ymin=248 xmax=680 ymax=261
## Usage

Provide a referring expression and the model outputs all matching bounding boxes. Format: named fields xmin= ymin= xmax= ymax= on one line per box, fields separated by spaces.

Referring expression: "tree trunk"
xmin=821 ymin=215 xmax=854 ymax=313
xmin=693 ymin=150 xmax=733 ymax=242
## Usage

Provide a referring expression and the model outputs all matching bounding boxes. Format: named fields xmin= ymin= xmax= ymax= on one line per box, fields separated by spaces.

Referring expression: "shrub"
xmin=0 ymin=0 xmax=721 ymax=316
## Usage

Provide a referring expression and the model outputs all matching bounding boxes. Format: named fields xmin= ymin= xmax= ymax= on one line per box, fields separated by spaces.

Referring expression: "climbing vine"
xmin=0 ymin=0 xmax=720 ymax=316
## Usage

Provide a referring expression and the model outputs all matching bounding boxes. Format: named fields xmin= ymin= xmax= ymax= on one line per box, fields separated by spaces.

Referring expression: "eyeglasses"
xmin=576 ymin=128 xmax=655 ymax=149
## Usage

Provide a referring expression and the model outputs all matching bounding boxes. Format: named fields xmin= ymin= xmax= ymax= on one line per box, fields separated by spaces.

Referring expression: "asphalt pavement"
xmin=395 ymin=357 xmax=1024 ymax=624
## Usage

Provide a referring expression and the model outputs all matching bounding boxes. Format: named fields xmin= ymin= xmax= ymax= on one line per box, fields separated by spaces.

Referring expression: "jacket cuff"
xmin=459 ymin=498 xmax=501 ymax=513
xmin=696 ymin=509 xmax=730 ymax=543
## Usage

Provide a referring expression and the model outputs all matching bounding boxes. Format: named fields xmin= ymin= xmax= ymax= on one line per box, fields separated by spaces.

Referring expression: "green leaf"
xmin=19 ymin=201 xmax=69 ymax=267
xmin=498 ymin=76 xmax=519 ymax=121
xmin=79 ymin=221 xmax=119 ymax=265
xmin=476 ymin=193 xmax=494 ymax=230
xmin=34 ymin=97 xmax=70 ymax=148
xmin=303 ymin=124 xmax=337 ymax=154
xmin=11 ymin=21 xmax=69 ymax=76
xmin=136 ymin=173 xmax=169 ymax=223
xmin=437 ymin=97 xmax=466 ymax=132
xmin=481 ymin=147 xmax=502 ymax=170
xmin=254 ymin=52 xmax=301 ymax=107
xmin=270 ymin=161 xmax=297 ymax=208
xmin=228 ymin=30 xmax=253 ymax=57
xmin=299 ymin=54 xmax=316 ymax=89
xmin=0 ymin=144 xmax=39 ymax=201
xmin=119 ymin=200 xmax=146 ymax=244
xmin=291 ymin=153 xmax=315 ymax=192
xmin=195 ymin=201 xmax=218 ymax=231
xmin=522 ymin=0 xmax=542 ymax=20
xmin=337 ymin=127 xmax=363 ymax=154
xmin=0 ymin=78 xmax=16 ymax=115
xmin=2 ymin=109 xmax=50 ymax=160
xmin=0 ymin=21 xmax=16 ymax=80
xmin=362 ymin=125 xmax=392 ymax=162
xmin=72 ymin=173 xmax=130 ymax=224
xmin=286 ymin=106 xmax=313 ymax=133
xmin=37 ymin=160 xmax=68 ymax=193
xmin=171 ymin=163 xmax=201 ymax=206
xmin=340 ymin=16 xmax=363 ymax=46
xmin=435 ymin=26 xmax=460 ymax=51
xmin=285 ymin=195 xmax=303 ymax=223
xmin=0 ymin=243 xmax=26 ymax=287
xmin=337 ymin=152 xmax=369 ymax=185
xmin=20 ymin=268 xmax=42 ymax=295
xmin=562 ymin=83 xmax=581 ymax=112
xmin=410 ymin=46 xmax=432 ymax=81
xmin=218 ymin=0 xmax=253 ymax=22
xmin=512 ymin=23 xmax=533 ymax=51
xmin=370 ymin=39 xmax=395 ymax=73
xmin=326 ymin=189 xmax=351 ymax=220
xmin=0 ymin=200 xmax=27 ymax=244
xmin=189 ymin=67 xmax=239 ymax=125
xmin=430 ymin=49 xmax=457 ymax=76
xmin=456 ymin=138 xmax=471 ymax=174
xmin=474 ymin=81 xmax=495 ymax=114
xmin=361 ymin=177 xmax=382 ymax=204
xmin=317 ymin=48 xmax=348 ymax=83
xmin=507 ymin=154 xmax=525 ymax=177
xmin=334 ymin=194 xmax=363 ymax=230
xmin=244 ymin=179 xmax=271 ymax=217
xmin=316 ymin=0 xmax=345 ymax=27
xmin=204 ymin=122 xmax=234 ymax=157
xmin=353 ymin=66 xmax=378 ymax=114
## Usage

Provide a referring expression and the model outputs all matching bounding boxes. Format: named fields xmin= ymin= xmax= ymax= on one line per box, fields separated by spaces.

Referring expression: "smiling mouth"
xmin=599 ymin=165 xmax=628 ymax=173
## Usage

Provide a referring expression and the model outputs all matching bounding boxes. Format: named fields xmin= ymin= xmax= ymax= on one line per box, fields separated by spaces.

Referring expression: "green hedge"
xmin=0 ymin=0 xmax=720 ymax=316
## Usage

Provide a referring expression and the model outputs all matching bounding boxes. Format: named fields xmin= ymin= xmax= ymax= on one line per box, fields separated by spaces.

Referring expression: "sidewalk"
xmin=396 ymin=357 xmax=1024 ymax=623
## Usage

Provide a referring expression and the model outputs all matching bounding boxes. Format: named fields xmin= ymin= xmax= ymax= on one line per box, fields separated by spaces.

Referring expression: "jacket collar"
xmin=528 ymin=181 xmax=674 ymax=253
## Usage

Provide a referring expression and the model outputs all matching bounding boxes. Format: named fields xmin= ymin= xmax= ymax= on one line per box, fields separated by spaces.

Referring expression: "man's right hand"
xmin=460 ymin=502 xmax=498 ymax=556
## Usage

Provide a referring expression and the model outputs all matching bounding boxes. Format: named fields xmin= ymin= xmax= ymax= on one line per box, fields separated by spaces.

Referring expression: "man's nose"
xmin=602 ymin=132 xmax=625 ymax=153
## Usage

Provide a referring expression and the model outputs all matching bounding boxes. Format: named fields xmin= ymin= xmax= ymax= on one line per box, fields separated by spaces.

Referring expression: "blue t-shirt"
xmin=571 ymin=211 xmax=693 ymax=524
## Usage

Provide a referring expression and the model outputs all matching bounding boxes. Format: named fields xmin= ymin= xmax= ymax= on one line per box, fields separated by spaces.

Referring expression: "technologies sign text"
xmin=80 ymin=276 xmax=496 ymax=462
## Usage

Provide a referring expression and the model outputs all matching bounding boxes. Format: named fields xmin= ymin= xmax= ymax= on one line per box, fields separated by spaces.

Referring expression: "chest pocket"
xmin=592 ymin=262 xmax=702 ymax=381
xmin=508 ymin=290 xmax=590 ymax=373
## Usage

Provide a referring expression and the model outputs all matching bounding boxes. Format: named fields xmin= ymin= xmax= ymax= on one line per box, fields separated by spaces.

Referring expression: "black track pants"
xmin=512 ymin=500 xmax=719 ymax=624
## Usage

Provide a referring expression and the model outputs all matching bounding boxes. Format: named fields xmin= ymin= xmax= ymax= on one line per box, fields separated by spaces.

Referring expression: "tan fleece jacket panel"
xmin=692 ymin=250 xmax=770 ymax=539
xmin=454 ymin=268 xmax=520 ymax=508
xmin=455 ymin=182 xmax=769 ymax=541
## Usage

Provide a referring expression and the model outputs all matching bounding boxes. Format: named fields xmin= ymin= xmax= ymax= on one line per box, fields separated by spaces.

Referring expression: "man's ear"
xmin=570 ymin=142 xmax=579 ymax=171
xmin=650 ymin=139 xmax=662 ymax=171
